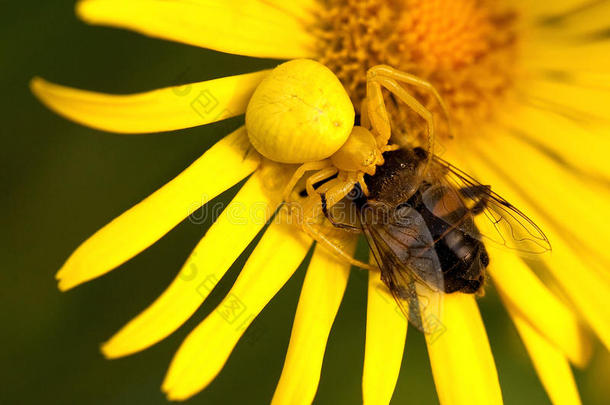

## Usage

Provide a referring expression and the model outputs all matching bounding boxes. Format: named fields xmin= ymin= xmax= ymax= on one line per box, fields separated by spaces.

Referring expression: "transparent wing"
xmin=421 ymin=155 xmax=551 ymax=255
xmin=360 ymin=203 xmax=445 ymax=334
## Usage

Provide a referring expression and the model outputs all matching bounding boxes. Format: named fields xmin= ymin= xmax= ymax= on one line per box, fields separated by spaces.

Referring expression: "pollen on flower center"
xmin=401 ymin=0 xmax=492 ymax=70
xmin=316 ymin=0 xmax=519 ymax=140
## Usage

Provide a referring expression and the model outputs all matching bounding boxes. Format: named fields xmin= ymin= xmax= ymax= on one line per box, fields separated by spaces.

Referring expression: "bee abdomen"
xmin=415 ymin=198 xmax=488 ymax=294
xmin=445 ymin=230 xmax=475 ymax=263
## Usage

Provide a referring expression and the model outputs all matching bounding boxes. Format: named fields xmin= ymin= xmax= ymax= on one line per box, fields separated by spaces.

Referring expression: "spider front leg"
xmin=303 ymin=222 xmax=376 ymax=271
xmin=365 ymin=80 xmax=392 ymax=146
xmin=360 ymin=99 xmax=371 ymax=129
xmin=282 ymin=160 xmax=332 ymax=201
xmin=297 ymin=178 xmax=377 ymax=271
xmin=356 ymin=172 xmax=369 ymax=196
xmin=367 ymin=76 xmax=437 ymax=160
xmin=368 ymin=65 xmax=453 ymax=137
xmin=305 ymin=167 xmax=338 ymax=196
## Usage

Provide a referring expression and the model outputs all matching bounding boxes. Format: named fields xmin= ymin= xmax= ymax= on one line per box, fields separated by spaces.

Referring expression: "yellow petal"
xmin=518 ymin=78 xmax=610 ymax=123
xmin=521 ymin=39 xmax=610 ymax=72
xmin=489 ymin=249 xmax=591 ymax=367
xmin=511 ymin=309 xmax=583 ymax=405
xmin=426 ymin=293 xmax=503 ymax=405
xmin=362 ymin=270 xmax=408 ymax=405
xmin=264 ymin=0 xmax=320 ymax=12
xmin=261 ymin=0 xmax=321 ymax=25
xmin=77 ymin=0 xmax=317 ymax=59
xmin=162 ymin=213 xmax=312 ymax=401
xmin=271 ymin=238 xmax=357 ymax=405
xmin=532 ymin=1 xmax=610 ymax=38
xmin=101 ymin=161 xmax=288 ymax=358
xmin=513 ymin=0 xmax=594 ymax=19
xmin=31 ymin=71 xmax=269 ymax=134
xmin=56 ymin=127 xmax=260 ymax=291
xmin=494 ymin=105 xmax=610 ymax=179
xmin=543 ymin=236 xmax=610 ymax=351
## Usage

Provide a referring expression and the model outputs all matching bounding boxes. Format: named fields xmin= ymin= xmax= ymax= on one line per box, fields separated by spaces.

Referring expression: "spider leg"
xmin=365 ymin=80 xmax=392 ymax=146
xmin=370 ymin=76 xmax=437 ymax=165
xmin=360 ymin=99 xmax=371 ymax=129
xmin=320 ymin=174 xmax=362 ymax=232
xmin=308 ymin=177 xmax=353 ymax=216
xmin=305 ymin=167 xmax=338 ymax=196
xmin=303 ymin=222 xmax=376 ymax=270
xmin=314 ymin=175 xmax=346 ymax=196
xmin=382 ymin=144 xmax=400 ymax=153
xmin=292 ymin=177 xmax=346 ymax=228
xmin=282 ymin=160 xmax=331 ymax=201
xmin=300 ymin=178 xmax=375 ymax=270
xmin=356 ymin=172 xmax=370 ymax=196
xmin=368 ymin=65 xmax=453 ymax=137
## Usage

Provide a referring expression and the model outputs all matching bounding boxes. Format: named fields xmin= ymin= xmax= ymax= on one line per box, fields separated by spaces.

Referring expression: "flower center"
xmin=401 ymin=0 xmax=492 ymax=70
xmin=317 ymin=0 xmax=519 ymax=140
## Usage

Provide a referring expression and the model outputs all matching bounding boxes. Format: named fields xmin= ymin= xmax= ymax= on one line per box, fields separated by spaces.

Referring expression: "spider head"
xmin=330 ymin=126 xmax=383 ymax=176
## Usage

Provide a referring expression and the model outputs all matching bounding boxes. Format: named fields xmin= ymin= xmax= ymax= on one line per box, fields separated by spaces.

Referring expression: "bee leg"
xmin=320 ymin=192 xmax=361 ymax=233
xmin=368 ymin=65 xmax=453 ymax=138
xmin=282 ymin=160 xmax=332 ymax=201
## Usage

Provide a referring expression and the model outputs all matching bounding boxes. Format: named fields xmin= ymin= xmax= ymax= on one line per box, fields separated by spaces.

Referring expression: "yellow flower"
xmin=31 ymin=1 xmax=610 ymax=404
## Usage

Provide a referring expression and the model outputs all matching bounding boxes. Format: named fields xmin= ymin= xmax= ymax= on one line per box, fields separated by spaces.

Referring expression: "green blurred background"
xmin=2 ymin=1 xmax=609 ymax=404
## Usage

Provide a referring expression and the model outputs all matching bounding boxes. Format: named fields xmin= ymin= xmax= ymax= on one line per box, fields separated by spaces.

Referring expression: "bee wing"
xmin=422 ymin=155 xmax=552 ymax=255
xmin=360 ymin=205 xmax=445 ymax=334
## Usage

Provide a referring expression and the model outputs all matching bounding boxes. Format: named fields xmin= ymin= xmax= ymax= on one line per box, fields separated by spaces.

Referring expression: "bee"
xmin=322 ymin=146 xmax=551 ymax=333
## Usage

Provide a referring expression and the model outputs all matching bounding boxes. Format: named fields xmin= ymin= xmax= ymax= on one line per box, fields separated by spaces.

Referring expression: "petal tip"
xmin=161 ymin=379 xmax=180 ymax=401
xmin=162 ymin=378 xmax=199 ymax=402
xmin=100 ymin=341 xmax=120 ymax=359
xmin=56 ymin=276 xmax=75 ymax=292
xmin=572 ymin=327 xmax=594 ymax=369
xmin=29 ymin=77 xmax=69 ymax=116
xmin=164 ymin=391 xmax=188 ymax=402
xmin=75 ymin=0 xmax=96 ymax=23
xmin=56 ymin=262 xmax=82 ymax=291
xmin=30 ymin=76 xmax=49 ymax=100
xmin=100 ymin=332 xmax=143 ymax=359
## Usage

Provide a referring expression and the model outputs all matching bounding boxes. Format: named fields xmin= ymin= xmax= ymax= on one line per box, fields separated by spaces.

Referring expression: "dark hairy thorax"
xmin=364 ymin=147 xmax=429 ymax=205
xmin=358 ymin=148 xmax=488 ymax=294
